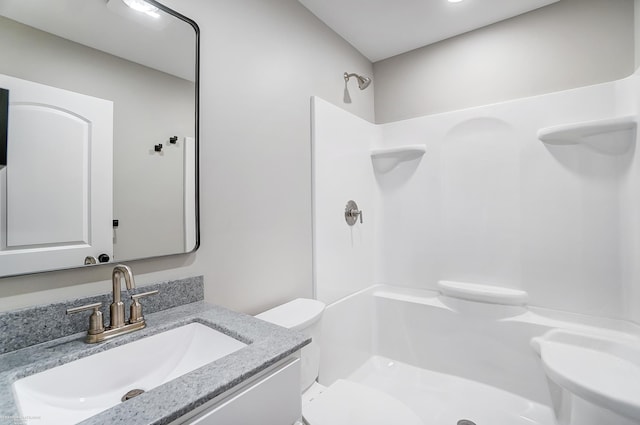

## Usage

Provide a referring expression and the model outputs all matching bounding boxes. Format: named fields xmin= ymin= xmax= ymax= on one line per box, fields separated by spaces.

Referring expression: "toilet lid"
xmin=256 ymin=298 xmax=325 ymax=330
xmin=303 ymin=379 xmax=424 ymax=425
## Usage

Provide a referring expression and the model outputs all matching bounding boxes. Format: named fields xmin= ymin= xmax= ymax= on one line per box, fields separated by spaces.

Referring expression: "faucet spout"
xmin=112 ymin=264 xmax=135 ymax=303
xmin=110 ymin=264 xmax=136 ymax=329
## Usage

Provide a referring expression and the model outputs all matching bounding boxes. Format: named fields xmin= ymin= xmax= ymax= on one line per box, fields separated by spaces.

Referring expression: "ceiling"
xmin=298 ymin=0 xmax=560 ymax=62
xmin=3 ymin=0 xmax=561 ymax=76
xmin=0 ymin=0 xmax=196 ymax=81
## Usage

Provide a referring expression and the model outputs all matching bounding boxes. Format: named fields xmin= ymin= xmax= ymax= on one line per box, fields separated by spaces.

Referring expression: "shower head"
xmin=344 ymin=72 xmax=371 ymax=90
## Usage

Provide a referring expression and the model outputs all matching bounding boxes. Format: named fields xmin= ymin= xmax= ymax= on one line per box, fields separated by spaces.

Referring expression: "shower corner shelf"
xmin=537 ymin=115 xmax=637 ymax=145
xmin=370 ymin=144 xmax=426 ymax=173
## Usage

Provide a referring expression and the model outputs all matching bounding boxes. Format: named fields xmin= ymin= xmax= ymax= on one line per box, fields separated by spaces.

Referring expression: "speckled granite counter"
xmin=0 ymin=301 xmax=309 ymax=425
xmin=0 ymin=276 xmax=205 ymax=355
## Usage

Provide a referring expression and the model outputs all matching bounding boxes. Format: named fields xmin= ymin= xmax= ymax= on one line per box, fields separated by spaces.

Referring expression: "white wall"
xmin=622 ymin=70 xmax=640 ymax=323
xmin=636 ymin=0 xmax=640 ymax=68
xmin=0 ymin=0 xmax=374 ymax=314
xmin=313 ymin=74 xmax=639 ymax=321
xmin=374 ymin=0 xmax=635 ymax=123
xmin=377 ymin=77 xmax=638 ymax=320
xmin=311 ymin=97 xmax=379 ymax=305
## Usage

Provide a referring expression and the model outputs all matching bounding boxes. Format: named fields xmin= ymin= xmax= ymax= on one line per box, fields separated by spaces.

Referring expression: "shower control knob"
xmin=345 ymin=200 xmax=363 ymax=226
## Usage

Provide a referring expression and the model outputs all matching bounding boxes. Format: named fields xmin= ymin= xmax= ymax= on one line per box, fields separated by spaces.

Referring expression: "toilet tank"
xmin=256 ymin=298 xmax=325 ymax=391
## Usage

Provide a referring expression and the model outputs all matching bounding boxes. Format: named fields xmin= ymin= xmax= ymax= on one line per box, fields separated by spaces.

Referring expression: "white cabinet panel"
xmin=184 ymin=358 xmax=301 ymax=425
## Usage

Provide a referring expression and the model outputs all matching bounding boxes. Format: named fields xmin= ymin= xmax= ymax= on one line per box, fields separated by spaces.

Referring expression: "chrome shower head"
xmin=344 ymin=72 xmax=371 ymax=90
xmin=357 ymin=75 xmax=371 ymax=90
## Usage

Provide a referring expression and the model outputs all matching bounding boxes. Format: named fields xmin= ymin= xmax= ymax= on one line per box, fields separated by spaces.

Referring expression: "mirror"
xmin=0 ymin=0 xmax=199 ymax=277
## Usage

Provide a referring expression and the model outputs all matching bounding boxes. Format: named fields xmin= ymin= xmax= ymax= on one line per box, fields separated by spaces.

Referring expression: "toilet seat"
xmin=303 ymin=379 xmax=423 ymax=425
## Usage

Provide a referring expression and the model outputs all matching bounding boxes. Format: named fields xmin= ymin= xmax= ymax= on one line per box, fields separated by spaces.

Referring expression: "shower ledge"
xmin=437 ymin=280 xmax=529 ymax=306
xmin=537 ymin=115 xmax=637 ymax=146
xmin=370 ymin=144 xmax=426 ymax=173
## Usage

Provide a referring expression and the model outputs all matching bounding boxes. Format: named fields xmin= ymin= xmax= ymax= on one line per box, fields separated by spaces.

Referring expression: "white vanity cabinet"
xmin=174 ymin=357 xmax=301 ymax=425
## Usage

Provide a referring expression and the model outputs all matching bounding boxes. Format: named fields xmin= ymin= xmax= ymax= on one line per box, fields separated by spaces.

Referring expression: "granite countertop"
xmin=0 ymin=301 xmax=309 ymax=425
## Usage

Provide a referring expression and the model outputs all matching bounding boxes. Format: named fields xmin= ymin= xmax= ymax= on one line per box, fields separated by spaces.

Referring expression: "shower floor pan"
xmin=303 ymin=355 xmax=555 ymax=425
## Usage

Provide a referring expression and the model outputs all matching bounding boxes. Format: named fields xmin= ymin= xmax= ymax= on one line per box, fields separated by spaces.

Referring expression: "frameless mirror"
xmin=0 ymin=0 xmax=199 ymax=277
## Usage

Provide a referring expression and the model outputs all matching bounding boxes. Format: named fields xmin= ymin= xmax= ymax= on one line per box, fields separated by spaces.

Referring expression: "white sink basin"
xmin=13 ymin=322 xmax=247 ymax=425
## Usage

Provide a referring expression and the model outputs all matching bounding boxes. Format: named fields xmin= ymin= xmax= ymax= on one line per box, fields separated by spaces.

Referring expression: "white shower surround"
xmin=315 ymin=284 xmax=640 ymax=424
xmin=311 ymin=71 xmax=640 ymax=423
xmin=311 ymin=70 xmax=640 ymax=323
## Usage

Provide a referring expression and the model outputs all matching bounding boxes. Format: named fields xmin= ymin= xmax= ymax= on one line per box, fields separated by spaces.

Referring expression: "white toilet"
xmin=256 ymin=298 xmax=424 ymax=425
xmin=256 ymin=298 xmax=326 ymax=392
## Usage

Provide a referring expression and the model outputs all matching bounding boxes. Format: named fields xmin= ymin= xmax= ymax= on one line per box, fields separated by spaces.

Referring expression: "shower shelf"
xmin=537 ymin=115 xmax=637 ymax=145
xmin=370 ymin=144 xmax=426 ymax=173
xmin=437 ymin=280 xmax=529 ymax=306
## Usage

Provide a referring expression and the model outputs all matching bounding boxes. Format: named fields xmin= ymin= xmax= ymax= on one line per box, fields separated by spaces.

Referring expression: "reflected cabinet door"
xmin=0 ymin=74 xmax=113 ymax=276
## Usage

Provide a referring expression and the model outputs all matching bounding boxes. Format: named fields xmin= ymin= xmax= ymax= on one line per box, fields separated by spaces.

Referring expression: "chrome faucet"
xmin=66 ymin=264 xmax=158 ymax=343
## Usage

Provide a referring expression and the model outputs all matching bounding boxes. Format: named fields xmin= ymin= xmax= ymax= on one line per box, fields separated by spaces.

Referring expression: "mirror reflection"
xmin=0 ymin=0 xmax=199 ymax=277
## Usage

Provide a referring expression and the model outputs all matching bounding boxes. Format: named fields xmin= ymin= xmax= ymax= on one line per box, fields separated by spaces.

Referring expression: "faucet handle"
xmin=129 ymin=290 xmax=159 ymax=324
xmin=66 ymin=302 xmax=105 ymax=335
xmin=132 ymin=290 xmax=159 ymax=301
